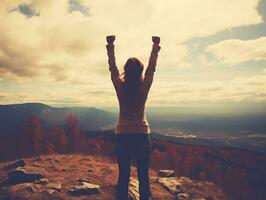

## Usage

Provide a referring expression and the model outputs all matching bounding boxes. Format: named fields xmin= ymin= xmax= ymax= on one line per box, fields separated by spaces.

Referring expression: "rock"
xmin=3 ymin=168 xmax=44 ymax=186
xmin=69 ymin=181 xmax=100 ymax=196
xmin=158 ymin=170 xmax=175 ymax=177
xmin=47 ymin=182 xmax=62 ymax=191
xmin=35 ymin=178 xmax=49 ymax=185
xmin=87 ymin=169 xmax=94 ymax=173
xmin=9 ymin=183 xmax=36 ymax=193
xmin=128 ymin=177 xmax=140 ymax=200
xmin=22 ymin=166 xmax=45 ymax=174
xmin=157 ymin=177 xmax=181 ymax=195
xmin=157 ymin=176 xmax=227 ymax=200
xmin=4 ymin=160 xmax=25 ymax=170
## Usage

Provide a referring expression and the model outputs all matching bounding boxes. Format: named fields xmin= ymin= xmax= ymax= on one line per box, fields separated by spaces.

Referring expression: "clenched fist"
xmin=152 ymin=36 xmax=160 ymax=45
xmin=106 ymin=35 xmax=115 ymax=44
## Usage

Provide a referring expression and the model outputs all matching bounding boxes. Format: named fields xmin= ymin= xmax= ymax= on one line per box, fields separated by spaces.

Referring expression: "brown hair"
xmin=121 ymin=57 xmax=144 ymax=99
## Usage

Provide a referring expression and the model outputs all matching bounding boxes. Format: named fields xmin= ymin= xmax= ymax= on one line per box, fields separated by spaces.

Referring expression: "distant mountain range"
xmin=0 ymin=103 xmax=116 ymax=135
xmin=1 ymin=102 xmax=266 ymax=136
xmin=1 ymin=102 xmax=266 ymax=153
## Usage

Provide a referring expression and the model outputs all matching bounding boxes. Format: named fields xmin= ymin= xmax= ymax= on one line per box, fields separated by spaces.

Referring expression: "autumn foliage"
xmin=149 ymin=140 xmax=266 ymax=200
xmin=0 ymin=114 xmax=266 ymax=200
xmin=0 ymin=113 xmax=82 ymax=160
xmin=0 ymin=113 xmax=116 ymax=161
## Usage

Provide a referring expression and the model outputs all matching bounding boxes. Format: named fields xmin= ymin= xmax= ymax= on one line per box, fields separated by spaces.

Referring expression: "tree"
xmin=65 ymin=114 xmax=80 ymax=152
xmin=44 ymin=127 xmax=68 ymax=153
xmin=19 ymin=114 xmax=43 ymax=155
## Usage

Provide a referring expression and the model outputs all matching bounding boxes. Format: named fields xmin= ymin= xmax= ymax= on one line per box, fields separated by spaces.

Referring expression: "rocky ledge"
xmin=0 ymin=154 xmax=228 ymax=200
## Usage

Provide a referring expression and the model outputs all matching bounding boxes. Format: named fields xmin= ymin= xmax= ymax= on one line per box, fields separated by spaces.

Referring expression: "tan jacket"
xmin=106 ymin=44 xmax=160 ymax=134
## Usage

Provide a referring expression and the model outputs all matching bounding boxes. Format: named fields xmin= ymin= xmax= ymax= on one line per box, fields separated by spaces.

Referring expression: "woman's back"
xmin=116 ymin=80 xmax=150 ymax=133
xmin=118 ymin=85 xmax=147 ymax=120
xmin=106 ymin=36 xmax=161 ymax=134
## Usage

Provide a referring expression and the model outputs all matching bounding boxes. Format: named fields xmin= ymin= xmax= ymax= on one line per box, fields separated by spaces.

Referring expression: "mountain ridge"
xmin=0 ymin=102 xmax=115 ymax=135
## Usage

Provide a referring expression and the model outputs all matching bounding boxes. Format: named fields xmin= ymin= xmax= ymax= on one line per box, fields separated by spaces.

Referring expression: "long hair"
xmin=121 ymin=57 xmax=144 ymax=99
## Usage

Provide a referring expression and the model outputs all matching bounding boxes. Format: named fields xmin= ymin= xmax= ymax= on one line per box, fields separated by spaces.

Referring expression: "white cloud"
xmin=1 ymin=69 xmax=265 ymax=106
xmin=0 ymin=0 xmax=265 ymax=106
xmin=147 ymin=70 xmax=266 ymax=105
xmin=204 ymin=37 xmax=266 ymax=65
xmin=0 ymin=0 xmax=262 ymax=81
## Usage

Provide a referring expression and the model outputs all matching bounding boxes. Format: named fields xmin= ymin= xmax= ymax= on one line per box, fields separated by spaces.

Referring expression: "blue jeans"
xmin=116 ymin=134 xmax=151 ymax=200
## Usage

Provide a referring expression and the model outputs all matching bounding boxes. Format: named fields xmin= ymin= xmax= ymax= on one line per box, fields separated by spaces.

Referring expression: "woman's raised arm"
xmin=106 ymin=35 xmax=121 ymax=89
xmin=144 ymin=36 xmax=161 ymax=91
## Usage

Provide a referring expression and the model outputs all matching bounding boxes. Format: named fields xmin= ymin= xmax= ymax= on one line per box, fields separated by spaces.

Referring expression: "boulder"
xmin=157 ymin=176 xmax=226 ymax=200
xmin=21 ymin=166 xmax=45 ymax=174
xmin=4 ymin=160 xmax=25 ymax=170
xmin=157 ymin=177 xmax=181 ymax=195
xmin=3 ymin=168 xmax=44 ymax=186
xmin=158 ymin=170 xmax=175 ymax=177
xmin=68 ymin=181 xmax=100 ymax=196
xmin=128 ymin=177 xmax=140 ymax=200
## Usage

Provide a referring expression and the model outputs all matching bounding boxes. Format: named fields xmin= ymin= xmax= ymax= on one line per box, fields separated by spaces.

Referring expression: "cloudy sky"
xmin=0 ymin=0 xmax=266 ymax=108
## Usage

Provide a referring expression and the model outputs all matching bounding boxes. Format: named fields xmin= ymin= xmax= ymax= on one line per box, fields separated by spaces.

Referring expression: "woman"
xmin=106 ymin=35 xmax=161 ymax=200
